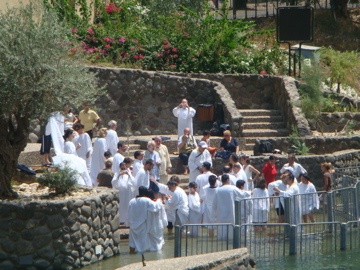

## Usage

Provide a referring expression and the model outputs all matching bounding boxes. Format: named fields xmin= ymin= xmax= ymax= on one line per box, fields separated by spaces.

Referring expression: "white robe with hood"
xmin=75 ymin=132 xmax=92 ymax=171
xmin=90 ymin=138 xmax=107 ymax=186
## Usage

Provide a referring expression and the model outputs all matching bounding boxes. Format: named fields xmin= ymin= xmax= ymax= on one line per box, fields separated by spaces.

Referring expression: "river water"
xmin=82 ymin=232 xmax=360 ymax=270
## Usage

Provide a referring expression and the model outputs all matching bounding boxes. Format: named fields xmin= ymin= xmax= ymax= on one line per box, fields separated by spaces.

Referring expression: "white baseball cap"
xmin=199 ymin=141 xmax=208 ymax=149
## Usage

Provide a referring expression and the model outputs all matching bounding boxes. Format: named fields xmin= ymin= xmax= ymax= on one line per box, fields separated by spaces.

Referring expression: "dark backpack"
xmin=259 ymin=142 xmax=273 ymax=153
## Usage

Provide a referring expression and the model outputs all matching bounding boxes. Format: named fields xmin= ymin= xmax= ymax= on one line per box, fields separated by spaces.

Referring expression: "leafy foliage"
xmin=38 ymin=165 xmax=78 ymax=194
xmin=44 ymin=0 xmax=287 ymax=74
xmin=290 ymin=140 xmax=313 ymax=156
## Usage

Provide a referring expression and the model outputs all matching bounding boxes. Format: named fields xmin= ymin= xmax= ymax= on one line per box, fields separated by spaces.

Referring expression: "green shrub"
xmin=290 ymin=140 xmax=313 ymax=156
xmin=38 ymin=165 xmax=78 ymax=194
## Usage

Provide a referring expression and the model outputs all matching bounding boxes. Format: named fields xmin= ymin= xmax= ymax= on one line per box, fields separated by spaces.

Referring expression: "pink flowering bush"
xmin=48 ymin=0 xmax=286 ymax=74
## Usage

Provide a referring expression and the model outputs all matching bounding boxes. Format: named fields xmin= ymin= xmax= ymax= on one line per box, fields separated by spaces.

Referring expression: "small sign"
xmin=95 ymin=245 xmax=102 ymax=255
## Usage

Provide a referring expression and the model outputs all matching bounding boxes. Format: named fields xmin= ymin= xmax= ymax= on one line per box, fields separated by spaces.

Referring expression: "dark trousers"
xmin=149 ymin=180 xmax=160 ymax=194
xmin=86 ymin=129 xmax=93 ymax=140
xmin=179 ymin=153 xmax=191 ymax=166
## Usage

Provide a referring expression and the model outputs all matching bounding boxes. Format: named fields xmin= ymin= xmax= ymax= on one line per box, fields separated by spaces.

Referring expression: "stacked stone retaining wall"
xmin=0 ymin=187 xmax=121 ymax=269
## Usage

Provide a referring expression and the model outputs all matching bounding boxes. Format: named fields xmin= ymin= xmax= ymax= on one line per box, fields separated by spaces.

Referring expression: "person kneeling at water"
xmin=127 ymin=186 xmax=163 ymax=254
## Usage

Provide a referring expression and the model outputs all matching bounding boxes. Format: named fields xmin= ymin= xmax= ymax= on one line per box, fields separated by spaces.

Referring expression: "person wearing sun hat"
xmin=188 ymin=141 xmax=212 ymax=183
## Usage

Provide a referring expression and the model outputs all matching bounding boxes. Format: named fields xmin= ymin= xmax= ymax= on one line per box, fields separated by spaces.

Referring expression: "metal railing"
xmin=174 ymin=223 xmax=241 ymax=257
xmin=174 ymin=172 xmax=360 ymax=259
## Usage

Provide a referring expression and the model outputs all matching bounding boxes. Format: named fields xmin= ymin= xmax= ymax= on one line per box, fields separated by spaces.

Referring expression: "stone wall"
xmin=308 ymin=112 xmax=360 ymax=133
xmin=254 ymin=136 xmax=360 ymax=156
xmin=117 ymin=248 xmax=255 ymax=270
xmin=0 ymin=187 xmax=121 ymax=269
xmin=91 ymin=67 xmax=242 ymax=137
xmin=159 ymin=71 xmax=312 ymax=136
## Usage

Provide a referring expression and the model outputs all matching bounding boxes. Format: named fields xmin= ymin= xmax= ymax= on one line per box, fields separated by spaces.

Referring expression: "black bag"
xmin=259 ymin=141 xmax=273 ymax=153
xmin=215 ymin=150 xmax=232 ymax=159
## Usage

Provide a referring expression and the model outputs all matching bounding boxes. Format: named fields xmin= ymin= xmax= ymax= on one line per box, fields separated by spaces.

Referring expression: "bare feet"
xmin=130 ymin=247 xmax=136 ymax=254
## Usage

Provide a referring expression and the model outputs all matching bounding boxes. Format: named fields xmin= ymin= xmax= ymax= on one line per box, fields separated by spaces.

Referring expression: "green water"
xmin=82 ymin=233 xmax=360 ymax=270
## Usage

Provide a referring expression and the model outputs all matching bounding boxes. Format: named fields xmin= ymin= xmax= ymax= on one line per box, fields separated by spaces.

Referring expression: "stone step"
xmin=127 ymin=144 xmax=142 ymax=150
xmin=242 ymin=122 xmax=286 ymax=129
xmin=242 ymin=129 xmax=289 ymax=137
xmin=242 ymin=115 xmax=284 ymax=123
xmin=244 ymin=143 xmax=255 ymax=151
xmin=238 ymin=109 xmax=282 ymax=116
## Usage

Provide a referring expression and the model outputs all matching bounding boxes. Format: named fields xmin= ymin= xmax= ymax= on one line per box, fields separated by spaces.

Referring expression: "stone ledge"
xmin=117 ymin=248 xmax=255 ymax=270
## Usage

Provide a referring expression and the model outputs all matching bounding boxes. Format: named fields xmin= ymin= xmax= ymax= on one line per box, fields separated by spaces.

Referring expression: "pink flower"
xmin=130 ymin=48 xmax=135 ymax=51
xmin=172 ymin=54 xmax=178 ymax=58
xmin=119 ymin=37 xmax=126 ymax=43
xmin=139 ymin=55 xmax=144 ymax=59
xmin=87 ymin=28 xmax=94 ymax=33
xmin=105 ymin=3 xmax=121 ymax=14
xmin=260 ymin=71 xmax=267 ymax=74
xmin=172 ymin=48 xmax=178 ymax=52
xmin=71 ymin=29 xmax=78 ymax=33
xmin=133 ymin=55 xmax=139 ymax=59
xmin=133 ymin=39 xmax=138 ymax=43
xmin=156 ymin=53 xmax=163 ymax=57
xmin=70 ymin=48 xmax=76 ymax=52
xmin=104 ymin=37 xmax=112 ymax=42
xmin=163 ymin=45 xmax=171 ymax=49
xmin=121 ymin=52 xmax=127 ymax=58
xmin=105 ymin=44 xmax=111 ymax=48
xmin=197 ymin=51 xmax=201 ymax=54
xmin=170 ymin=65 xmax=176 ymax=68
xmin=183 ymin=33 xmax=189 ymax=37
xmin=164 ymin=62 xmax=168 ymax=66
xmin=95 ymin=55 xmax=100 ymax=58
xmin=192 ymin=57 xmax=197 ymax=60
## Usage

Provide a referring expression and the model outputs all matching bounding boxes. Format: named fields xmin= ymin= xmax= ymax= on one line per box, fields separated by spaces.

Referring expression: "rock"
xmin=11 ymin=220 xmax=26 ymax=232
xmin=33 ymin=235 xmax=52 ymax=249
xmin=16 ymin=239 xmax=34 ymax=255
xmin=21 ymin=230 xmax=34 ymax=241
xmin=84 ymin=251 xmax=92 ymax=261
xmin=81 ymin=206 xmax=91 ymax=218
xmin=1 ymin=238 xmax=15 ymax=253
xmin=28 ymin=133 xmax=38 ymax=143
xmin=73 ymin=200 xmax=84 ymax=208
xmin=93 ymin=217 xmax=101 ymax=230
xmin=47 ymin=214 xmax=64 ymax=229
xmin=103 ymin=247 xmax=114 ymax=258
xmin=38 ymin=246 xmax=55 ymax=260
xmin=9 ymin=231 xmax=20 ymax=241
xmin=34 ymin=259 xmax=51 ymax=269
xmin=0 ymin=260 xmax=14 ymax=270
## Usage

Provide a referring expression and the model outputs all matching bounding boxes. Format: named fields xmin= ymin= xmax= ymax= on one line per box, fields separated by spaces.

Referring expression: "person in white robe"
xmin=188 ymin=182 xmax=202 ymax=236
xmin=143 ymin=140 xmax=161 ymax=181
xmin=112 ymin=142 xmax=127 ymax=174
xmin=222 ymin=165 xmax=238 ymax=186
xmin=251 ymin=179 xmax=270 ymax=233
xmin=132 ymin=151 xmax=144 ymax=178
xmin=112 ymin=162 xmax=135 ymax=224
xmin=231 ymin=163 xmax=248 ymax=190
xmin=63 ymin=129 xmax=79 ymax=156
xmin=127 ymin=186 xmax=163 ymax=254
xmin=73 ymin=123 xmax=92 ymax=172
xmin=188 ymin=142 xmax=212 ymax=183
xmin=52 ymin=153 xmax=92 ymax=186
xmin=106 ymin=120 xmax=119 ymax=156
xmin=146 ymin=190 xmax=167 ymax=251
xmin=134 ymin=160 xmax=154 ymax=195
xmin=155 ymin=176 xmax=189 ymax=231
xmin=194 ymin=162 xmax=217 ymax=199
xmin=280 ymin=154 xmax=307 ymax=179
xmin=172 ymin=99 xmax=196 ymax=138
xmin=299 ymin=174 xmax=319 ymax=223
xmin=90 ymin=128 xmax=108 ymax=186
xmin=273 ymin=173 xmax=301 ymax=225
xmin=268 ymin=176 xmax=287 ymax=223
xmin=202 ymin=175 xmax=218 ymax=237
xmin=212 ymin=174 xmax=247 ymax=240
xmin=235 ymin=180 xmax=252 ymax=233
xmin=154 ymin=136 xmax=172 ymax=184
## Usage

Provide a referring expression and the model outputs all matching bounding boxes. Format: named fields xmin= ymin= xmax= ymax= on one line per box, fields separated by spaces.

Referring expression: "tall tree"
xmin=0 ymin=1 xmax=104 ymax=198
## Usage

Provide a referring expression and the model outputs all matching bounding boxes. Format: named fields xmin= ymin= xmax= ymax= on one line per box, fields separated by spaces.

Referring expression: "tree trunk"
xmin=0 ymin=115 xmax=30 ymax=199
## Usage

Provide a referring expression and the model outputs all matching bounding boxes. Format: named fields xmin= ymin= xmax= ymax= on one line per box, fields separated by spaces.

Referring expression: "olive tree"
xmin=0 ymin=1 xmax=104 ymax=198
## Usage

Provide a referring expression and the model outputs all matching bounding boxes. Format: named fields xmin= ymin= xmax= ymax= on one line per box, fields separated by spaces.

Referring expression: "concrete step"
xmin=242 ymin=122 xmax=286 ymax=129
xmin=127 ymin=144 xmax=142 ymax=150
xmin=242 ymin=115 xmax=284 ymax=123
xmin=238 ymin=109 xmax=282 ymax=116
xmin=244 ymin=143 xmax=255 ymax=151
xmin=242 ymin=129 xmax=289 ymax=137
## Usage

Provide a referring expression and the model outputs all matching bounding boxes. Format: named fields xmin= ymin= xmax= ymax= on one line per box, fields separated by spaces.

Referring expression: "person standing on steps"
xmin=78 ymin=102 xmax=101 ymax=140
xmin=178 ymin=128 xmax=197 ymax=175
xmin=106 ymin=120 xmax=119 ymax=156
xmin=154 ymin=136 xmax=172 ymax=184
xmin=173 ymin=99 xmax=196 ymax=138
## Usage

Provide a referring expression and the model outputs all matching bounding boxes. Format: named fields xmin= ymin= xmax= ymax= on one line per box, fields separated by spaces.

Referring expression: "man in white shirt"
xmin=195 ymin=161 xmax=217 ymax=199
xmin=280 ymin=154 xmax=307 ymax=179
xmin=134 ymin=159 xmax=159 ymax=195
xmin=132 ymin=150 xmax=144 ymax=178
xmin=112 ymin=142 xmax=127 ymax=174
xmin=188 ymin=142 xmax=212 ymax=182
xmin=231 ymin=163 xmax=248 ymax=190
xmin=172 ymin=99 xmax=196 ymax=138
xmin=222 ymin=165 xmax=237 ymax=186
xmin=106 ymin=120 xmax=119 ymax=156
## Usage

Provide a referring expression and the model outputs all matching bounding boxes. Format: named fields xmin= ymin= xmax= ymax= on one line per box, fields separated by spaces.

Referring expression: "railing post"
xmin=284 ymin=197 xmax=291 ymax=236
xmin=356 ymin=183 xmax=360 ymax=223
xmin=235 ymin=200 xmax=240 ymax=226
xmin=340 ymin=223 xmax=347 ymax=250
xmin=289 ymin=225 xmax=297 ymax=255
xmin=233 ymin=225 xmax=240 ymax=249
xmin=174 ymin=225 xmax=182 ymax=257
xmin=327 ymin=192 xmax=334 ymax=233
